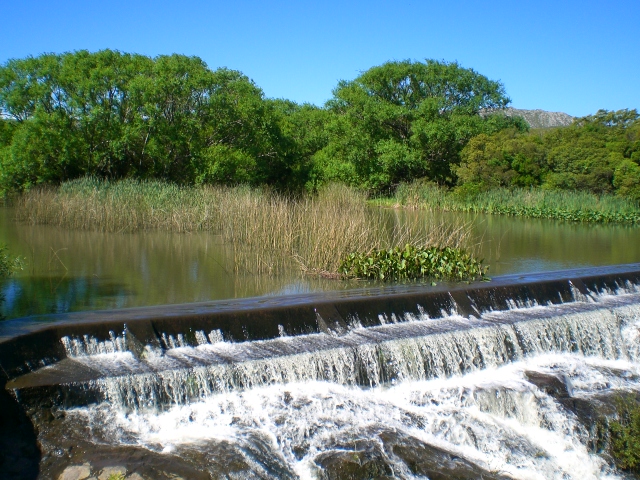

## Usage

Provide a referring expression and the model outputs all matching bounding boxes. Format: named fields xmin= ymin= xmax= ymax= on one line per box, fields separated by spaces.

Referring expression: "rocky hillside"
xmin=503 ymin=108 xmax=574 ymax=129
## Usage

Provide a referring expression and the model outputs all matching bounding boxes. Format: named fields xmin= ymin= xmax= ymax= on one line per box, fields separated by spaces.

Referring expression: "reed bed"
xmin=379 ymin=182 xmax=640 ymax=224
xmin=18 ymin=178 xmax=473 ymax=276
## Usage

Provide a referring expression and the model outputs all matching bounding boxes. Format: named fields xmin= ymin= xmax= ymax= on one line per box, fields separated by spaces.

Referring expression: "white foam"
xmin=58 ymin=293 xmax=640 ymax=478
xmin=71 ymin=353 xmax=636 ymax=479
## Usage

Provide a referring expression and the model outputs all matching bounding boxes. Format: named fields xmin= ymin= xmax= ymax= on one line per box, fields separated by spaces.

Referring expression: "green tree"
xmin=314 ymin=60 xmax=523 ymax=191
xmin=457 ymin=129 xmax=546 ymax=189
xmin=268 ymin=100 xmax=332 ymax=191
xmin=0 ymin=51 xmax=294 ymax=191
xmin=614 ymin=159 xmax=640 ymax=200
xmin=456 ymin=109 xmax=640 ymax=200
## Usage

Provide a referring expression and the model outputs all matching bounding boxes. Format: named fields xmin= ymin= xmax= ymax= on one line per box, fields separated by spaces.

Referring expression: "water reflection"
xmin=0 ymin=207 xmax=363 ymax=319
xmin=0 ymin=276 xmax=132 ymax=318
xmin=391 ymin=208 xmax=640 ymax=274
xmin=470 ymin=212 xmax=640 ymax=273
xmin=1 ymin=207 xmax=639 ymax=320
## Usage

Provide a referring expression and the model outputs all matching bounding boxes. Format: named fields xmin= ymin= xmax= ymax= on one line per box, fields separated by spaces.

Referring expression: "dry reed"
xmin=17 ymin=178 xmax=473 ymax=276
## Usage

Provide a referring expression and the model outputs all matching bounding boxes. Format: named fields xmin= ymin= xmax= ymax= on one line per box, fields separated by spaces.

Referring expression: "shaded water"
xmin=1 ymin=206 xmax=640 ymax=319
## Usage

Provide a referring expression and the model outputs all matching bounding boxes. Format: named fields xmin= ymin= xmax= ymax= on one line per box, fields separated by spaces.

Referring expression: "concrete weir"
xmin=0 ymin=263 xmax=639 ymax=403
xmin=1 ymin=263 xmax=640 ymax=479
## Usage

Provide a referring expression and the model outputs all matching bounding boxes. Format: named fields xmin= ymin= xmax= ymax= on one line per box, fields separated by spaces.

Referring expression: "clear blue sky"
xmin=3 ymin=0 xmax=638 ymax=117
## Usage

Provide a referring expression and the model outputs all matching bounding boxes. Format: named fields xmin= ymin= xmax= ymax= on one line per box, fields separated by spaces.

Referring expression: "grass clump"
xmin=379 ymin=181 xmax=640 ymax=224
xmin=339 ymin=245 xmax=487 ymax=282
xmin=609 ymin=394 xmax=640 ymax=473
xmin=17 ymin=178 xmax=475 ymax=278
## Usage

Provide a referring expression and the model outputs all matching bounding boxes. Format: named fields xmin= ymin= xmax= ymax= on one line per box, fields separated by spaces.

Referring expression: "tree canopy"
xmin=1 ymin=51 xmax=637 ymax=201
xmin=457 ymin=109 xmax=640 ymax=200
xmin=312 ymin=60 xmax=526 ymax=190
xmin=0 ymin=50 xmax=295 ymax=192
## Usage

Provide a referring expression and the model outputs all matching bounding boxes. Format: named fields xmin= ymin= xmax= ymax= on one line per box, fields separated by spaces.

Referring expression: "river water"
xmin=1 ymin=207 xmax=640 ymax=319
xmin=3 ymin=206 xmax=640 ymax=478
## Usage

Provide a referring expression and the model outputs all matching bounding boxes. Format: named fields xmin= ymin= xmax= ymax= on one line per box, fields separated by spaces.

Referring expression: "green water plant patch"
xmin=380 ymin=182 xmax=640 ymax=225
xmin=0 ymin=244 xmax=24 ymax=278
xmin=339 ymin=244 xmax=487 ymax=282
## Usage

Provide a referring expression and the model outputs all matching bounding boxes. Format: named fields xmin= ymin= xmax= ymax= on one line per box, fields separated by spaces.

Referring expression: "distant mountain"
xmin=502 ymin=108 xmax=574 ymax=129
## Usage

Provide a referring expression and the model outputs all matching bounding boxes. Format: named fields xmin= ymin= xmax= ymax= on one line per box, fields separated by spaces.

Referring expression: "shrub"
xmin=609 ymin=394 xmax=640 ymax=472
xmin=0 ymin=244 xmax=24 ymax=278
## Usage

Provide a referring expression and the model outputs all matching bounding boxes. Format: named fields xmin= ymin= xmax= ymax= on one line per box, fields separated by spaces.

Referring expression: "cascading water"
xmin=3 ymin=267 xmax=640 ymax=479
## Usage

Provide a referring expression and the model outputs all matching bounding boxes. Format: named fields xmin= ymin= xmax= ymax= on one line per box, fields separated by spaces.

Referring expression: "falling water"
xmin=28 ymin=288 xmax=635 ymax=479
xmin=3 ymin=274 xmax=638 ymax=479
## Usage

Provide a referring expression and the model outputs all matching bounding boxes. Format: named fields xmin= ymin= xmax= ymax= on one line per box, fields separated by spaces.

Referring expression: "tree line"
xmin=457 ymin=109 xmax=640 ymax=200
xmin=0 ymin=50 xmax=638 ymax=200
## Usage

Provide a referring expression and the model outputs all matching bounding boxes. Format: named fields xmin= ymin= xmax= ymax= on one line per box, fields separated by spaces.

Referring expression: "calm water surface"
xmin=1 ymin=207 xmax=639 ymax=319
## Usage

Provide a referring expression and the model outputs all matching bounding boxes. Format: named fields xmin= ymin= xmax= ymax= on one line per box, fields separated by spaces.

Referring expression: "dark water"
xmin=1 ymin=207 xmax=639 ymax=319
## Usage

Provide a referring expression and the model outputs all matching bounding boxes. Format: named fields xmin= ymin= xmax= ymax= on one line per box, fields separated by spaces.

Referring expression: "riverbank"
xmin=373 ymin=182 xmax=640 ymax=224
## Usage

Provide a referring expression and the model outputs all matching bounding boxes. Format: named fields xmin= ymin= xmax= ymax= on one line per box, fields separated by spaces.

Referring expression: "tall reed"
xmin=379 ymin=182 xmax=640 ymax=224
xmin=17 ymin=178 xmax=473 ymax=276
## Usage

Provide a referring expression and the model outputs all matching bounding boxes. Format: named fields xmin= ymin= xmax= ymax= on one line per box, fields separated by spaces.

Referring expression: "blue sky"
xmin=3 ymin=0 xmax=638 ymax=117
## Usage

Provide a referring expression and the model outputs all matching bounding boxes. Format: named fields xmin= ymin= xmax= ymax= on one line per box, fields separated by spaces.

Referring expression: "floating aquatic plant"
xmin=339 ymin=244 xmax=487 ymax=282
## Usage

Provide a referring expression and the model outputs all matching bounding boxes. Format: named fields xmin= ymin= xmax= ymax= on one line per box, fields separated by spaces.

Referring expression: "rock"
xmin=125 ymin=474 xmax=145 ymax=480
xmin=379 ymin=430 xmax=513 ymax=480
xmin=314 ymin=429 xmax=513 ymax=479
xmin=559 ymin=390 xmax=640 ymax=465
xmin=314 ymin=447 xmax=394 ymax=479
xmin=501 ymin=108 xmax=574 ymax=129
xmin=58 ymin=464 xmax=92 ymax=480
xmin=524 ymin=371 xmax=573 ymax=398
xmin=98 ymin=466 xmax=126 ymax=480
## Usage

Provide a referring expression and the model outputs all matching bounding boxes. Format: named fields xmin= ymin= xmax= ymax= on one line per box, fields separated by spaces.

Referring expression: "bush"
xmin=609 ymin=394 xmax=640 ymax=472
xmin=0 ymin=244 xmax=24 ymax=278
xmin=614 ymin=160 xmax=640 ymax=201
xmin=338 ymin=244 xmax=486 ymax=282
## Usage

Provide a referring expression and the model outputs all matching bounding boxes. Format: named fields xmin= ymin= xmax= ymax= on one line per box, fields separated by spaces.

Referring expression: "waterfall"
xmin=6 ymin=266 xmax=640 ymax=479
xmin=53 ymin=294 xmax=639 ymax=412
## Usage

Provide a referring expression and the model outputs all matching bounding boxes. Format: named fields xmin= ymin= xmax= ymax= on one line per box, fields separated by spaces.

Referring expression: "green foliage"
xmin=339 ymin=244 xmax=486 ymax=281
xmin=456 ymin=129 xmax=546 ymax=188
xmin=268 ymin=100 xmax=333 ymax=191
xmin=2 ymin=51 xmax=636 ymax=203
xmin=0 ymin=50 xmax=292 ymax=192
xmin=384 ymin=182 xmax=640 ymax=224
xmin=458 ymin=109 xmax=640 ymax=201
xmin=313 ymin=60 xmax=524 ymax=191
xmin=609 ymin=394 xmax=640 ymax=472
xmin=614 ymin=160 xmax=640 ymax=201
xmin=0 ymin=244 xmax=24 ymax=278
